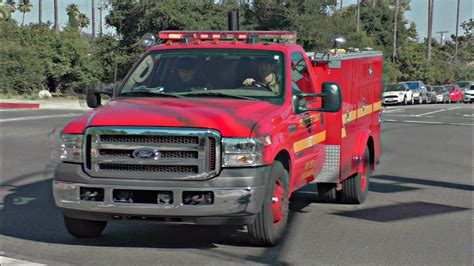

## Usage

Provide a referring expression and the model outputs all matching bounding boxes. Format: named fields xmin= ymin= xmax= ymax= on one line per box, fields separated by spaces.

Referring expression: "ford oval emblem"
xmin=132 ymin=148 xmax=160 ymax=160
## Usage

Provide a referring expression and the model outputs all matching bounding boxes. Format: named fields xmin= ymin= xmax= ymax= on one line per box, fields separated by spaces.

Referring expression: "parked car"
xmin=382 ymin=83 xmax=414 ymax=105
xmin=456 ymin=81 xmax=474 ymax=103
xmin=400 ymin=81 xmax=428 ymax=104
xmin=433 ymin=86 xmax=450 ymax=103
xmin=444 ymin=84 xmax=463 ymax=103
xmin=425 ymin=85 xmax=437 ymax=104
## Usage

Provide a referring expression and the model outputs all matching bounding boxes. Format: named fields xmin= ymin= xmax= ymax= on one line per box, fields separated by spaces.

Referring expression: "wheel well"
xmin=367 ymin=136 xmax=375 ymax=171
xmin=274 ymin=150 xmax=291 ymax=174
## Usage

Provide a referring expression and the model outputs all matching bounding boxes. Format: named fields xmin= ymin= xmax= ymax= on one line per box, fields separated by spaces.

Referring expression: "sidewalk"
xmin=0 ymin=99 xmax=91 ymax=110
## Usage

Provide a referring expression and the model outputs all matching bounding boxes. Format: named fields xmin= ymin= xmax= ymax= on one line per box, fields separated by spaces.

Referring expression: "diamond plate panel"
xmin=315 ymin=145 xmax=340 ymax=183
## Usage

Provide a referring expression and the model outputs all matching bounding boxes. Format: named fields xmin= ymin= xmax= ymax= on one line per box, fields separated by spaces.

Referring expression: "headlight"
xmin=398 ymin=92 xmax=404 ymax=97
xmin=60 ymin=134 xmax=83 ymax=163
xmin=222 ymin=138 xmax=264 ymax=167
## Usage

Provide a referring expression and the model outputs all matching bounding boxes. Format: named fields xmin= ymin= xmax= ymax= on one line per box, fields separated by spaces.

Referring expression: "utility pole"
xmin=454 ymin=0 xmax=460 ymax=63
xmin=340 ymin=0 xmax=343 ymax=15
xmin=356 ymin=0 xmax=360 ymax=31
xmin=38 ymin=0 xmax=42 ymax=24
xmin=98 ymin=4 xmax=103 ymax=37
xmin=54 ymin=0 xmax=59 ymax=33
xmin=92 ymin=0 xmax=96 ymax=39
xmin=392 ymin=0 xmax=399 ymax=61
xmin=373 ymin=0 xmax=376 ymax=8
xmin=427 ymin=0 xmax=434 ymax=60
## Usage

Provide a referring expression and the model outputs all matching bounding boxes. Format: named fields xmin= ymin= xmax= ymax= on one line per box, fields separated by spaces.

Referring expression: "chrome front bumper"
xmin=53 ymin=163 xmax=269 ymax=224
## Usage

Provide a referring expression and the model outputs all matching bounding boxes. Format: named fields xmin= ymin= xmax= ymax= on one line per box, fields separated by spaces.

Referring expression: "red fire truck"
xmin=54 ymin=31 xmax=382 ymax=246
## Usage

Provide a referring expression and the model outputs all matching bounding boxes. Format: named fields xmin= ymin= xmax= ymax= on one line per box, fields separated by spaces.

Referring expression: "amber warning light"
xmin=157 ymin=31 xmax=297 ymax=43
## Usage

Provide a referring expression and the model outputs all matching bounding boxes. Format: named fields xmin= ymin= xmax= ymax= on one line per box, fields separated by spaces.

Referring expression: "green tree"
xmin=78 ymin=13 xmax=90 ymax=33
xmin=66 ymin=3 xmax=80 ymax=29
xmin=18 ymin=0 xmax=33 ymax=26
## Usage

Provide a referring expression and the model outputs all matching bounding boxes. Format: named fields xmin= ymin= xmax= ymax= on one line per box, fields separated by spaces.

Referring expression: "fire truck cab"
xmin=54 ymin=31 xmax=382 ymax=246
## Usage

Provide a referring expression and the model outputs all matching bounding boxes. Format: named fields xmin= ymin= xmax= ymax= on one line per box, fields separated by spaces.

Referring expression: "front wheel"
xmin=340 ymin=148 xmax=370 ymax=204
xmin=248 ymin=161 xmax=289 ymax=247
xmin=64 ymin=215 xmax=107 ymax=238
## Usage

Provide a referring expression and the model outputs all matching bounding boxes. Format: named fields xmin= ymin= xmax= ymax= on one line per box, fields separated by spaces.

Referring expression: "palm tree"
xmin=78 ymin=13 xmax=90 ymax=33
xmin=18 ymin=0 xmax=33 ymax=26
xmin=66 ymin=3 xmax=80 ymax=28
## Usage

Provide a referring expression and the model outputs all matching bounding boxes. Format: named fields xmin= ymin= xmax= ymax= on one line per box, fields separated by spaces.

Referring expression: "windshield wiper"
xmin=119 ymin=90 xmax=183 ymax=98
xmin=180 ymin=91 xmax=258 ymax=101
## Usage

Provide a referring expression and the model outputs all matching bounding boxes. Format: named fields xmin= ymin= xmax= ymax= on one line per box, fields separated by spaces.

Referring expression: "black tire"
xmin=64 ymin=215 xmax=107 ymax=238
xmin=340 ymin=148 xmax=370 ymax=204
xmin=248 ymin=161 xmax=289 ymax=247
xmin=317 ymin=183 xmax=337 ymax=203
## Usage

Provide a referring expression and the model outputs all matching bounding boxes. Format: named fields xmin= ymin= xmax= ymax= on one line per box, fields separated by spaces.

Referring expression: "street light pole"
xmin=454 ymin=0 xmax=460 ymax=63
xmin=356 ymin=0 xmax=360 ymax=31
xmin=427 ymin=0 xmax=434 ymax=60
xmin=392 ymin=0 xmax=399 ymax=61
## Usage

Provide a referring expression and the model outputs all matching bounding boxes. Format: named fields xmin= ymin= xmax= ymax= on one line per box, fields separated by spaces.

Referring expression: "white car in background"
xmin=456 ymin=81 xmax=474 ymax=103
xmin=382 ymin=83 xmax=414 ymax=105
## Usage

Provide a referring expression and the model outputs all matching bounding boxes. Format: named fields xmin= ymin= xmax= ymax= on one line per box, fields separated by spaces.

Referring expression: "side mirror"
xmin=86 ymin=88 xmax=101 ymax=108
xmin=293 ymin=82 xmax=342 ymax=113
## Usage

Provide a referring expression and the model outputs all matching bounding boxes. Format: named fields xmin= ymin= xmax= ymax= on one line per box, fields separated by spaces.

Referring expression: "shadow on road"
xmin=0 ymin=178 xmax=315 ymax=264
xmin=372 ymin=175 xmax=474 ymax=191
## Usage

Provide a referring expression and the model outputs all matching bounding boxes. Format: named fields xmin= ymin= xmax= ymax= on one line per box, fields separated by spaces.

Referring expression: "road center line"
xmin=414 ymin=107 xmax=460 ymax=117
xmin=0 ymin=113 xmax=81 ymax=123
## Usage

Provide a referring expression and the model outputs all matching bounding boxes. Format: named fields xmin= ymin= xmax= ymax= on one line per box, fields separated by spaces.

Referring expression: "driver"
xmin=165 ymin=57 xmax=205 ymax=92
xmin=242 ymin=57 xmax=279 ymax=93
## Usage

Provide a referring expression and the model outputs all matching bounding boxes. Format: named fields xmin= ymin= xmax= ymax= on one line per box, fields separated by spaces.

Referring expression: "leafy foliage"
xmin=0 ymin=0 xmax=472 ymax=96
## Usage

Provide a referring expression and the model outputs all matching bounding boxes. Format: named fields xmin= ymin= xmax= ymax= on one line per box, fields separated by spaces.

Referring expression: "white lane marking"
xmin=462 ymin=114 xmax=474 ymax=117
xmin=384 ymin=119 xmax=474 ymax=126
xmin=382 ymin=108 xmax=405 ymax=113
xmin=0 ymin=113 xmax=80 ymax=123
xmin=414 ymin=107 xmax=460 ymax=117
xmin=0 ymin=256 xmax=45 ymax=265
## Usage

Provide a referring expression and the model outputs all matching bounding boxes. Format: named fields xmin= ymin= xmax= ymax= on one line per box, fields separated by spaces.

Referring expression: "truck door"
xmin=288 ymin=52 xmax=325 ymax=189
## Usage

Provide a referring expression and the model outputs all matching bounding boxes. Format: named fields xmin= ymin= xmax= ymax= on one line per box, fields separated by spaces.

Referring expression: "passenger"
xmin=242 ymin=57 xmax=279 ymax=93
xmin=165 ymin=58 xmax=205 ymax=92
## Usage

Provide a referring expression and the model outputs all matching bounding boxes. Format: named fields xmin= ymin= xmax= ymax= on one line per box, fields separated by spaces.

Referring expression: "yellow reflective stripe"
xmin=341 ymin=101 xmax=381 ymax=139
xmin=293 ymin=131 xmax=326 ymax=153
xmin=357 ymin=104 xmax=373 ymax=118
xmin=373 ymin=101 xmax=381 ymax=111
xmin=341 ymin=127 xmax=347 ymax=138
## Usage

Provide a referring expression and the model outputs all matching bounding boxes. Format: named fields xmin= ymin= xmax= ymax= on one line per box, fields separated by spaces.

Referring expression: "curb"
xmin=0 ymin=102 xmax=40 ymax=109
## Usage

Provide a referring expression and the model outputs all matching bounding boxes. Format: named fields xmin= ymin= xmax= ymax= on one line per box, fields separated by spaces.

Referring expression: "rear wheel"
xmin=317 ymin=183 xmax=337 ymax=203
xmin=248 ymin=161 xmax=289 ymax=247
xmin=64 ymin=215 xmax=107 ymax=238
xmin=340 ymin=148 xmax=370 ymax=204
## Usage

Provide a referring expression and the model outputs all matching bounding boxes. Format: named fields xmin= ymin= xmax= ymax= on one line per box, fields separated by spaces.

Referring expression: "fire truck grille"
xmin=99 ymin=164 xmax=198 ymax=173
xmin=100 ymin=135 xmax=199 ymax=145
xmin=84 ymin=127 xmax=221 ymax=181
xmin=99 ymin=149 xmax=198 ymax=159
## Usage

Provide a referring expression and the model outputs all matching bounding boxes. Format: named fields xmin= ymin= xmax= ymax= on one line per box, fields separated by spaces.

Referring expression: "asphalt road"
xmin=0 ymin=104 xmax=472 ymax=265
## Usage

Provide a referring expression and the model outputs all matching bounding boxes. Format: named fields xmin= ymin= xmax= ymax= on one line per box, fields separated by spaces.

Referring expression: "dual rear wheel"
xmin=317 ymin=147 xmax=370 ymax=204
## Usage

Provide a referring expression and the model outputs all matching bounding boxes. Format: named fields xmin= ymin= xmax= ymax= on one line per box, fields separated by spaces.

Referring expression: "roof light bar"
xmin=158 ymin=31 xmax=297 ymax=43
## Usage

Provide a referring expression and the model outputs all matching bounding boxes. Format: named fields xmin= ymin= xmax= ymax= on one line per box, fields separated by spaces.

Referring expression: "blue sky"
xmin=11 ymin=0 xmax=473 ymax=41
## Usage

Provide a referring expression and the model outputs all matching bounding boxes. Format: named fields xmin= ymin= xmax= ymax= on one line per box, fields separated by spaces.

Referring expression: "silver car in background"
xmin=400 ymin=81 xmax=428 ymax=104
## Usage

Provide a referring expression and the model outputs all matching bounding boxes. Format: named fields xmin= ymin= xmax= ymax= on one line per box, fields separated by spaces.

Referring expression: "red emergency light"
xmin=158 ymin=31 xmax=297 ymax=43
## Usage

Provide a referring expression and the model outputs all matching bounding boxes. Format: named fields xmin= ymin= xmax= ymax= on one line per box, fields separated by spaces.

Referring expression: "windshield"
xmin=384 ymin=84 xmax=405 ymax=92
xmin=119 ymin=49 xmax=285 ymax=104
xmin=445 ymin=86 xmax=454 ymax=91
xmin=433 ymin=86 xmax=445 ymax=93
xmin=403 ymin=82 xmax=420 ymax=90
